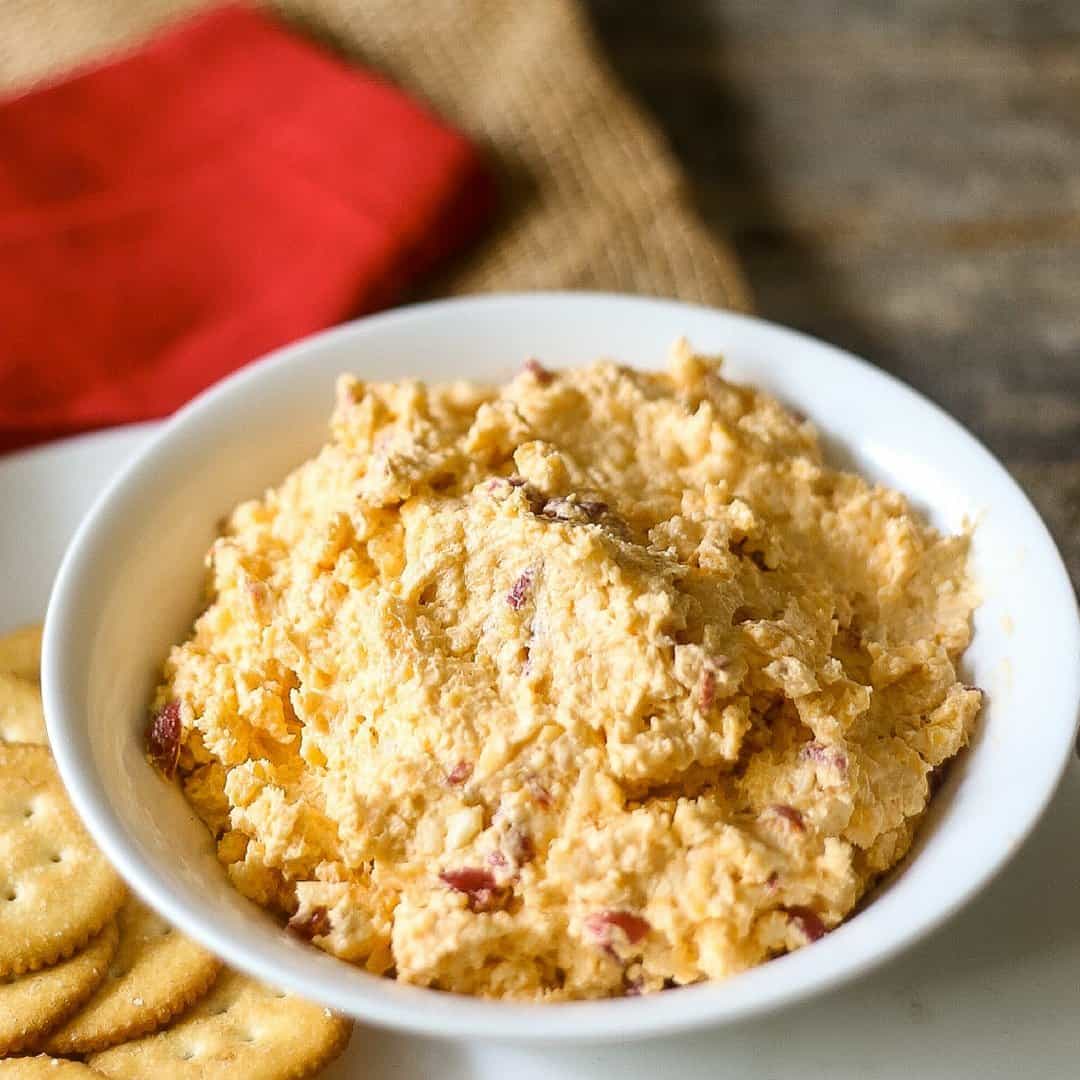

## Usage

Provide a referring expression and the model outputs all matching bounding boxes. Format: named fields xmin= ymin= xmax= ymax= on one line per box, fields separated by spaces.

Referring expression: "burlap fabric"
xmin=0 ymin=0 xmax=750 ymax=310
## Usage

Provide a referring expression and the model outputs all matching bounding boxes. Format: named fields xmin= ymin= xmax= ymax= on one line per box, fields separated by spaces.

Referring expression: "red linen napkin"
xmin=0 ymin=4 xmax=496 ymax=454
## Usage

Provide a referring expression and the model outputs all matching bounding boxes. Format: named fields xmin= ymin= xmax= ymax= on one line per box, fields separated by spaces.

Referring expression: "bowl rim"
xmin=43 ymin=291 xmax=1080 ymax=1042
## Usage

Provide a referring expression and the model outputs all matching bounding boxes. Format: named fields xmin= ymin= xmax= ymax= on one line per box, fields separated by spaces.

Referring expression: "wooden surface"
xmin=584 ymin=0 xmax=1080 ymax=590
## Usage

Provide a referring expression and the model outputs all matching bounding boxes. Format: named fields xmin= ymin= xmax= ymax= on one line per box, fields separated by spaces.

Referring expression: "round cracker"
xmin=88 ymin=970 xmax=353 ymax=1079
xmin=0 ymin=672 xmax=47 ymax=746
xmin=42 ymin=896 xmax=222 ymax=1055
xmin=0 ymin=920 xmax=118 ymax=1056
xmin=0 ymin=623 xmax=42 ymax=682
xmin=0 ymin=745 xmax=126 ymax=976
xmin=0 ymin=1058 xmax=104 ymax=1077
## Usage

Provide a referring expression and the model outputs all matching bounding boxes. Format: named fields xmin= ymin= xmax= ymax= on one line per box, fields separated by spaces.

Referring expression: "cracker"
xmin=89 ymin=970 xmax=352 ymax=1079
xmin=0 ymin=921 xmax=118 ymax=1056
xmin=42 ymin=896 xmax=221 ymax=1055
xmin=0 ymin=623 xmax=42 ymax=682
xmin=0 ymin=1059 xmax=104 ymax=1077
xmin=0 ymin=746 xmax=126 ymax=976
xmin=0 ymin=673 xmax=47 ymax=746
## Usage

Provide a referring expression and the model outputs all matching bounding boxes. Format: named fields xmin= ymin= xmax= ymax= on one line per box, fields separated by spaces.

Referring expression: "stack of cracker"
xmin=0 ymin=625 xmax=352 ymax=1078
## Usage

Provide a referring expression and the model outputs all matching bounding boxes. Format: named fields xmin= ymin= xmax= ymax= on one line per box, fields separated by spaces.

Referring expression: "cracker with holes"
xmin=0 ymin=745 xmax=126 ymax=976
xmin=0 ymin=623 xmax=42 ymax=682
xmin=88 ymin=970 xmax=352 ymax=1079
xmin=42 ymin=895 xmax=221 ymax=1055
xmin=0 ymin=1058 xmax=104 ymax=1077
xmin=0 ymin=921 xmax=118 ymax=1056
xmin=0 ymin=672 xmax=47 ymax=746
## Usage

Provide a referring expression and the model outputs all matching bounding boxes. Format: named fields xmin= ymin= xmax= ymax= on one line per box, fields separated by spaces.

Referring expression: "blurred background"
xmin=586 ymin=0 xmax=1079 ymax=589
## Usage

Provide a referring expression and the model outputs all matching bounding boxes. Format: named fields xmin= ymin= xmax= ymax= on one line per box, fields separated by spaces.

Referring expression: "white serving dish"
xmin=42 ymin=292 xmax=1080 ymax=1043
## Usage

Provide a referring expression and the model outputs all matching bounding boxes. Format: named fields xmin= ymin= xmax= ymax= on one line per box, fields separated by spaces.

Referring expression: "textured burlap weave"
xmin=0 ymin=0 xmax=750 ymax=310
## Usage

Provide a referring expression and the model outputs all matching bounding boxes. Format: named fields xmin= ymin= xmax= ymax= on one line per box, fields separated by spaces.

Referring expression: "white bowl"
xmin=43 ymin=292 xmax=1080 ymax=1043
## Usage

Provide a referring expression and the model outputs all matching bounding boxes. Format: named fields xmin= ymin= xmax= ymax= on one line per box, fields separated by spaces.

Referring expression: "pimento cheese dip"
xmin=150 ymin=343 xmax=980 ymax=1000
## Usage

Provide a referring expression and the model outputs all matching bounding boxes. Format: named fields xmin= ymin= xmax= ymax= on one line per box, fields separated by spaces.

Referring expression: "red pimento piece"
xmin=585 ymin=910 xmax=651 ymax=947
xmin=446 ymin=760 xmax=473 ymax=785
xmin=288 ymin=906 xmax=330 ymax=940
xmin=800 ymin=741 xmax=848 ymax=775
xmin=506 ymin=568 xmax=535 ymax=610
xmin=786 ymin=906 xmax=827 ymax=943
xmin=769 ymin=804 xmax=806 ymax=831
xmin=523 ymin=358 xmax=554 ymax=385
xmin=487 ymin=851 xmax=509 ymax=869
xmin=439 ymin=866 xmax=496 ymax=893
xmin=439 ymin=867 xmax=505 ymax=913
xmin=698 ymin=656 xmax=730 ymax=712
xmin=146 ymin=701 xmax=182 ymax=779
xmin=506 ymin=827 xmax=535 ymax=866
xmin=699 ymin=668 xmax=716 ymax=711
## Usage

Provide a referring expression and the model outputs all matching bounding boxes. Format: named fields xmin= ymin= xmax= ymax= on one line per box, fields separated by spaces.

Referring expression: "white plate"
xmin=5 ymin=414 xmax=1080 ymax=1078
